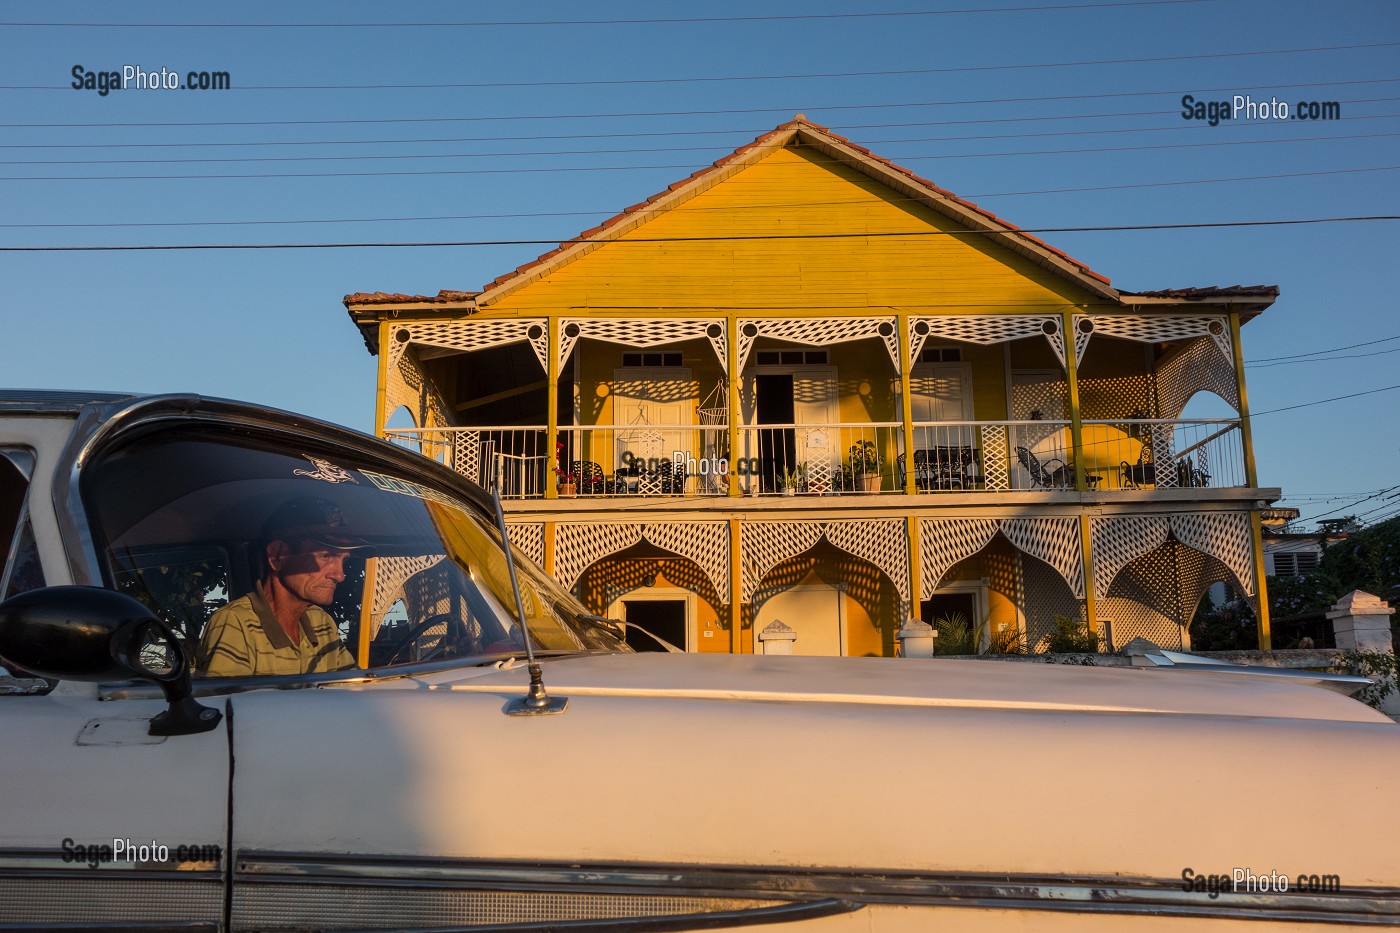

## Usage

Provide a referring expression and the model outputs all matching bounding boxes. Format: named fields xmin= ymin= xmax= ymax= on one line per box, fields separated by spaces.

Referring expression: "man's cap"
xmin=262 ymin=497 xmax=375 ymax=554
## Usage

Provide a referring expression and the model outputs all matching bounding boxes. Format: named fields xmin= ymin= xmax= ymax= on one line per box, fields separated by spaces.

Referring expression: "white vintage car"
xmin=1 ymin=390 xmax=1397 ymax=932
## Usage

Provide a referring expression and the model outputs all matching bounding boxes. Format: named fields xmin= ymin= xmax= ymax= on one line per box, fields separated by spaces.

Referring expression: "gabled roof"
xmin=474 ymin=115 xmax=1120 ymax=306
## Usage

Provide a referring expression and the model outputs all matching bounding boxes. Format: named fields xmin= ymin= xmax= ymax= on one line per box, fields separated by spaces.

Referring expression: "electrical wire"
xmin=2 ymin=215 xmax=1396 ymax=251
xmin=0 ymin=1 xmax=1219 ymax=29
xmin=21 ymin=40 xmax=1400 ymax=92
xmin=3 ymin=160 xmax=1398 ymax=186
xmin=8 ymin=76 xmax=1398 ymax=129
xmin=2 ymin=102 xmax=1397 ymax=151
xmin=1248 ymin=332 xmax=1400 ymax=363
xmin=6 ymin=127 xmax=1395 ymax=168
xmin=1251 ymin=383 xmax=1400 ymax=417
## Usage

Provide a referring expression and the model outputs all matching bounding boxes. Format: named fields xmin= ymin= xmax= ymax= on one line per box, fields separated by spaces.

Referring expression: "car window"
xmin=0 ymin=449 xmax=53 ymax=690
xmin=80 ymin=426 xmax=610 ymax=680
xmin=0 ymin=449 xmax=44 ymax=601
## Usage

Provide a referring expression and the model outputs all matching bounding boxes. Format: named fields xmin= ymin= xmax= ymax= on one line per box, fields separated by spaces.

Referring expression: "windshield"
xmin=81 ymin=424 xmax=624 ymax=678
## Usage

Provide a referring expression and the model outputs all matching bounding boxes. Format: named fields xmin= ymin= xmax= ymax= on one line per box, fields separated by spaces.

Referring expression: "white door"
xmin=613 ymin=367 xmax=694 ymax=471
xmin=907 ymin=362 xmax=974 ymax=449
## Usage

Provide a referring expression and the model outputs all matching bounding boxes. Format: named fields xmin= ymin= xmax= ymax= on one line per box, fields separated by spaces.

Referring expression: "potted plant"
xmin=848 ymin=441 xmax=882 ymax=493
xmin=553 ymin=441 xmax=577 ymax=496
xmin=780 ymin=463 xmax=806 ymax=496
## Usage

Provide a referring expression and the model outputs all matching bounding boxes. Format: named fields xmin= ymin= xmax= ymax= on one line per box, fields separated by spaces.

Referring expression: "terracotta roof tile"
xmin=342 ymin=289 xmax=479 ymax=306
xmin=1122 ymin=285 xmax=1280 ymax=299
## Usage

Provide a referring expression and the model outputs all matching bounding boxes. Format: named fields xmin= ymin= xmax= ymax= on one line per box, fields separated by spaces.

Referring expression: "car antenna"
xmin=491 ymin=459 xmax=568 ymax=716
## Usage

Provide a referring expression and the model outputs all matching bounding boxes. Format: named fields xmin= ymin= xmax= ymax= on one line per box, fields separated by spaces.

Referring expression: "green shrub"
xmin=1330 ymin=650 xmax=1399 ymax=710
xmin=1046 ymin=614 xmax=1099 ymax=654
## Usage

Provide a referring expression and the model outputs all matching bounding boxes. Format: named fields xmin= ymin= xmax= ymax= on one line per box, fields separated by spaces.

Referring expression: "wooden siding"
xmin=485 ymin=146 xmax=1099 ymax=315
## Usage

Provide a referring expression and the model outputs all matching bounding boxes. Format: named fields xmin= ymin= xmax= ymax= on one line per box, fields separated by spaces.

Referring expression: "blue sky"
xmin=1 ymin=1 xmax=1396 ymax=525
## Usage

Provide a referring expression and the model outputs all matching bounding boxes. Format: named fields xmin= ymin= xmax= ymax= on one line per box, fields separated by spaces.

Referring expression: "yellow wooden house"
xmin=345 ymin=116 xmax=1279 ymax=657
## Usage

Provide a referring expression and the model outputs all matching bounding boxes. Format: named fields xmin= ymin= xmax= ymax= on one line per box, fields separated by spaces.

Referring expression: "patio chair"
xmin=1119 ymin=448 xmax=1156 ymax=488
xmin=1016 ymin=447 xmax=1100 ymax=490
xmin=570 ymin=460 xmax=608 ymax=496
xmin=896 ymin=451 xmax=935 ymax=491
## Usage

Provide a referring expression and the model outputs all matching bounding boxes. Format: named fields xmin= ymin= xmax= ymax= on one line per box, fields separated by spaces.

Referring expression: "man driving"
xmin=198 ymin=497 xmax=369 ymax=677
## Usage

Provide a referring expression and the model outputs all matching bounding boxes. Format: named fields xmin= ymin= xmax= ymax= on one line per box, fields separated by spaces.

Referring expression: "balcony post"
xmin=373 ymin=314 xmax=390 ymax=438
xmin=1228 ymin=310 xmax=1259 ymax=488
xmin=1250 ymin=509 xmax=1273 ymax=650
xmin=547 ymin=315 xmax=560 ymax=500
xmin=898 ymin=311 xmax=916 ymax=496
xmin=730 ymin=518 xmax=743 ymax=653
xmin=1229 ymin=309 xmax=1271 ymax=648
xmin=727 ymin=314 xmax=741 ymax=497
xmin=1062 ymin=308 xmax=1088 ymax=493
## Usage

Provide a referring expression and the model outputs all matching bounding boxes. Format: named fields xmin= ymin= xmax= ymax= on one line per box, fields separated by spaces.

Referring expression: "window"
xmin=755 ymin=350 xmax=828 ymax=366
xmin=621 ymin=352 xmax=683 ymax=367
xmin=80 ymin=427 xmax=616 ymax=679
xmin=918 ymin=346 xmax=962 ymax=363
xmin=1272 ymin=551 xmax=1320 ymax=577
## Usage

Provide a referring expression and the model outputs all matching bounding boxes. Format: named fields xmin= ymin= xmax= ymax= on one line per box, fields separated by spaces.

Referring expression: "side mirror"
xmin=0 ymin=586 xmax=222 ymax=736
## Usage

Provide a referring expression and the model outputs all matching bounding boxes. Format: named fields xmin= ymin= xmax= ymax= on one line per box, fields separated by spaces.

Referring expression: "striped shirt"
xmin=198 ymin=587 xmax=356 ymax=677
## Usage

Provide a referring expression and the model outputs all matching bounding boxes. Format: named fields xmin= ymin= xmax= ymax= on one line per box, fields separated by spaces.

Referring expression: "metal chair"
xmin=570 ymin=460 xmax=608 ymax=495
xmin=1016 ymin=447 xmax=1100 ymax=489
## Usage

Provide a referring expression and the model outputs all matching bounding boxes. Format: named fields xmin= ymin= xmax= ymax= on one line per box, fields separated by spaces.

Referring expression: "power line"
xmin=1247 ymin=346 xmax=1400 ymax=369
xmin=7 ymin=127 xmax=1395 ymax=168
xmin=1252 ymin=383 xmax=1400 ymax=417
xmin=1248 ymin=331 xmax=1400 ymax=363
xmin=9 ymin=75 xmax=1398 ymax=129
xmin=0 ymin=1 xmax=1217 ymax=29
xmin=1293 ymin=486 xmax=1400 ymax=525
xmin=2 ymin=102 xmax=1397 ymax=151
xmin=2 ymin=215 xmax=1396 ymax=251
xmin=24 ymin=40 xmax=1400 ymax=92
xmin=4 ymin=160 xmax=1396 ymax=188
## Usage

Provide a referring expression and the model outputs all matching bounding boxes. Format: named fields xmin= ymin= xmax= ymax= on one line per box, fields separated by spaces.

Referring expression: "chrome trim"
xmin=347 ymin=899 xmax=860 ymax=932
xmin=235 ymin=853 xmax=1400 ymax=926
xmin=0 ymin=918 xmax=214 ymax=924
xmin=1130 ymin=647 xmax=1375 ymax=696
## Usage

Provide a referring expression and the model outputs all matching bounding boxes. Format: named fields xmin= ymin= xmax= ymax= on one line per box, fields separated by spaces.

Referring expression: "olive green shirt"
xmin=198 ymin=588 xmax=356 ymax=677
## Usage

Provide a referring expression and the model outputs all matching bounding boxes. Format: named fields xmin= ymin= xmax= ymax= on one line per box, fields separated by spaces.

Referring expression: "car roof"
xmin=0 ymin=389 xmax=137 ymax=414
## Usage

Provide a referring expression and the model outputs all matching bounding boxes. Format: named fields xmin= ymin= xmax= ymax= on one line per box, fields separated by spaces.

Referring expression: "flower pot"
xmin=783 ymin=487 xmax=795 ymax=497
xmin=859 ymin=472 xmax=881 ymax=493
xmin=557 ymin=482 xmax=577 ymax=497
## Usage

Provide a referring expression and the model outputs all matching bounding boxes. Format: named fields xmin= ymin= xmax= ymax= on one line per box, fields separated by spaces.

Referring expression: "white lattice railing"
xmin=734 ymin=423 xmax=903 ymax=494
xmin=387 ymin=417 xmax=1246 ymax=498
xmin=384 ymin=426 xmax=550 ymax=498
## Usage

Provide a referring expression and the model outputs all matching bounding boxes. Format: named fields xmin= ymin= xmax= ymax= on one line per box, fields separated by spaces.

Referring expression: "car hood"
xmin=226 ymin=652 xmax=1400 ymax=886
xmin=413 ymin=651 xmax=1390 ymax=724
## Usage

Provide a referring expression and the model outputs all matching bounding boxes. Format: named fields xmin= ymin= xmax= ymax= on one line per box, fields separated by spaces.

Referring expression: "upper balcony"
xmin=385 ymin=415 xmax=1245 ymax=500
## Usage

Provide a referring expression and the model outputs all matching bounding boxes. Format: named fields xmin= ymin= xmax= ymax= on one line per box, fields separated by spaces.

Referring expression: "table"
xmin=1029 ymin=424 xmax=1143 ymax=489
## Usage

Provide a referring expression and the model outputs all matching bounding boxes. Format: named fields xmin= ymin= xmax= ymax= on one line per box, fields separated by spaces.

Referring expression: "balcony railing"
xmin=384 ymin=417 xmax=1246 ymax=498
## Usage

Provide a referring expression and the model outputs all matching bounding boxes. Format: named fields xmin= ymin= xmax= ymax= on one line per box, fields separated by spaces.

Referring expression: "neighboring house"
xmin=1261 ymin=509 xmax=1328 ymax=578
xmin=344 ymin=116 xmax=1281 ymax=656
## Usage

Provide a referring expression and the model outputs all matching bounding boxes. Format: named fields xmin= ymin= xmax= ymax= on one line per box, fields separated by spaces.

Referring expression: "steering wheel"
xmin=382 ymin=613 xmax=473 ymax=666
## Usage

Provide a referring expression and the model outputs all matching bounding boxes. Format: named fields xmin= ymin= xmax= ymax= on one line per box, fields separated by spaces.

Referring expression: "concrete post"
xmin=897 ymin=619 xmax=937 ymax=658
xmin=758 ymin=620 xmax=797 ymax=656
xmin=1328 ymin=590 xmax=1395 ymax=653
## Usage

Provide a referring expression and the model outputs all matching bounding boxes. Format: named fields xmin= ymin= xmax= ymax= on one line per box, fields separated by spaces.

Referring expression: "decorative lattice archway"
xmin=737 ymin=317 xmax=900 ymax=373
xmin=386 ymin=319 xmax=550 ymax=374
xmin=1089 ymin=511 xmax=1256 ymax=599
xmin=740 ymin=519 xmax=910 ymax=610
xmin=553 ymin=521 xmax=730 ymax=599
xmin=504 ymin=523 xmax=546 ymax=569
xmin=919 ymin=516 xmax=1085 ymax=599
xmin=558 ymin=318 xmax=728 ymax=372
xmin=908 ymin=315 xmax=1068 ymax=370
